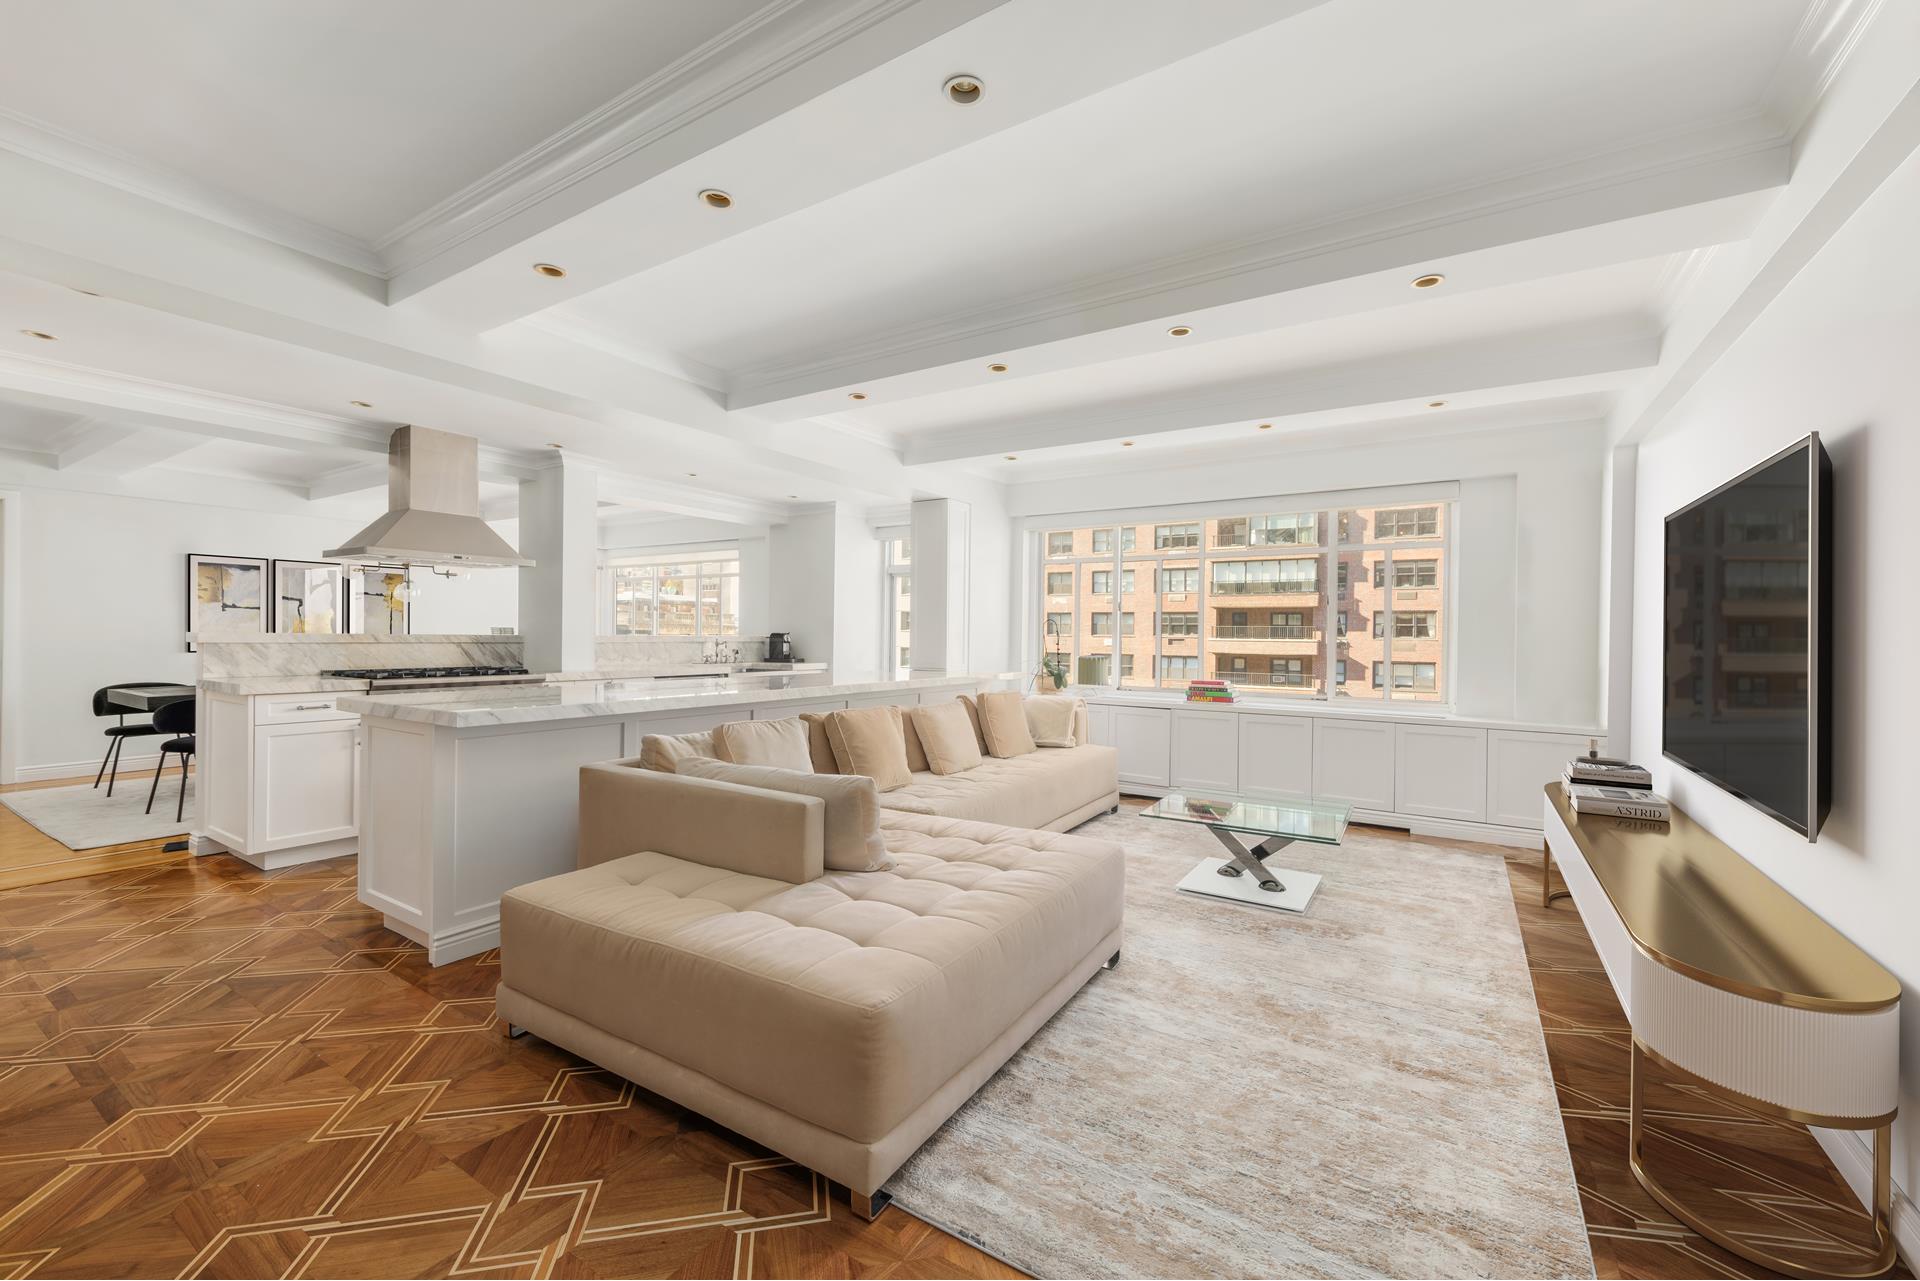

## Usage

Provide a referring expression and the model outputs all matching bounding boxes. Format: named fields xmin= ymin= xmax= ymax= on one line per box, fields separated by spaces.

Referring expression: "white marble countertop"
xmin=199 ymin=676 xmax=372 ymax=695
xmin=338 ymin=673 xmax=999 ymax=729
xmin=200 ymin=661 xmax=833 ymax=697
xmin=544 ymin=662 xmax=830 ymax=681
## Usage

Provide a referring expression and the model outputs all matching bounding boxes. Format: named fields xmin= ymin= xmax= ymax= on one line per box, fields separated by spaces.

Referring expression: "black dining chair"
xmin=92 ymin=683 xmax=175 ymax=796
xmin=145 ymin=699 xmax=195 ymax=822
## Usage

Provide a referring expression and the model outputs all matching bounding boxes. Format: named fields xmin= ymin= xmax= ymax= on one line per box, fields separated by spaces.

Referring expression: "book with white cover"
xmin=1564 ymin=758 xmax=1652 ymax=787
xmin=1566 ymin=782 xmax=1671 ymax=821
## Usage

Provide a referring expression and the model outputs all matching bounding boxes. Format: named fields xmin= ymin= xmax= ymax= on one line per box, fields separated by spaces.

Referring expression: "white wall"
xmin=1 ymin=485 xmax=518 ymax=777
xmin=1003 ymin=423 xmax=1607 ymax=728
xmin=1629 ymin=152 xmax=1920 ymax=1204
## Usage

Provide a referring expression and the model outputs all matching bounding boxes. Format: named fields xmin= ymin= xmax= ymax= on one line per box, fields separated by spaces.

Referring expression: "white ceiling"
xmin=0 ymin=0 xmax=1902 ymax=525
xmin=0 ymin=0 xmax=776 ymax=243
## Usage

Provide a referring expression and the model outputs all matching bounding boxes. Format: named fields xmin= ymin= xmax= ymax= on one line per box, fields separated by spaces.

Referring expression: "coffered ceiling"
xmin=0 ymin=0 xmax=1909 ymax=524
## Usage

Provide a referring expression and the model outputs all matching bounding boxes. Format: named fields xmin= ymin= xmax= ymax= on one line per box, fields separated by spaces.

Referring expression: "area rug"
xmin=886 ymin=810 xmax=1593 ymax=1280
xmin=0 ymin=778 xmax=192 ymax=849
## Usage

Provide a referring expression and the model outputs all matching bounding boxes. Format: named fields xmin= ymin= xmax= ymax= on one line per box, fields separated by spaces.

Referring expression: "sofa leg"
xmin=1109 ymin=804 xmax=1119 ymax=815
xmin=504 ymin=1022 xmax=528 ymax=1039
xmin=1103 ymin=949 xmax=1121 ymax=970
xmin=849 ymin=1187 xmax=893 ymax=1222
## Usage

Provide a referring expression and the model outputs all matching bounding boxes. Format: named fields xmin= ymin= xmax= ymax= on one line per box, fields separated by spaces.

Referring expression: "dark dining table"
xmin=106 ymin=684 xmax=196 ymax=712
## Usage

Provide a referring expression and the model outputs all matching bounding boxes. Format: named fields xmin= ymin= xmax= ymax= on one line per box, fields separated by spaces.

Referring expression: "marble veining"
xmin=197 ymin=635 xmax=524 ymax=678
xmin=339 ymin=673 xmax=994 ymax=729
xmin=595 ymin=636 xmax=768 ymax=667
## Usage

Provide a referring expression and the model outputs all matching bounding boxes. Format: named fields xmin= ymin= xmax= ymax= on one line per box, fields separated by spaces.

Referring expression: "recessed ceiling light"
xmin=987 ymin=362 xmax=1009 ymax=373
xmin=1167 ymin=325 xmax=1192 ymax=337
xmin=18 ymin=329 xmax=56 ymax=341
xmin=687 ymin=472 xmax=698 ymax=478
xmin=1121 ymin=441 xmax=1134 ymax=448
xmin=1427 ymin=400 xmax=1447 ymax=408
xmin=68 ymin=287 xmax=101 ymax=297
xmin=1410 ymin=273 xmax=1445 ymax=289
xmin=943 ymin=74 xmax=984 ymax=105
xmin=548 ymin=442 xmax=564 ymax=449
xmin=1003 ymin=454 xmax=1018 ymax=461
xmin=532 ymin=262 xmax=567 ymax=278
xmin=787 ymin=494 xmax=799 ymax=499
xmin=1257 ymin=423 xmax=1273 ymax=431
xmin=699 ymin=189 xmax=733 ymax=209
xmin=848 ymin=391 xmax=868 ymax=401
xmin=349 ymin=400 xmax=373 ymax=408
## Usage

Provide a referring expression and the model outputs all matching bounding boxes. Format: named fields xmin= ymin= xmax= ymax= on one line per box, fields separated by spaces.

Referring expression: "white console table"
xmin=1543 ymin=785 xmax=1900 ymax=1277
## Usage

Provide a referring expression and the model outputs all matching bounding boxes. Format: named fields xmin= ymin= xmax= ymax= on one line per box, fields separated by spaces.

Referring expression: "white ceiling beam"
xmin=386 ymin=0 xmax=1321 ymax=329
xmin=54 ymin=419 xmax=203 ymax=475
xmin=304 ymin=463 xmax=389 ymax=502
xmin=595 ymin=469 xmax=791 ymax=529
xmin=730 ymin=125 xmax=1787 ymax=418
xmin=903 ymin=322 xmax=1661 ymax=464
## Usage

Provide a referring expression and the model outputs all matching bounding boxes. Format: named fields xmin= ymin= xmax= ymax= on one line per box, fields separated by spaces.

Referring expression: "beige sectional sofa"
xmin=495 ymin=692 xmax=1124 ymax=1218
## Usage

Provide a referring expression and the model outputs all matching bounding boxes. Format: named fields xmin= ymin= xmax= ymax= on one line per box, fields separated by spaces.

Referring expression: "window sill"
xmin=1068 ymin=685 xmax=1598 ymax=737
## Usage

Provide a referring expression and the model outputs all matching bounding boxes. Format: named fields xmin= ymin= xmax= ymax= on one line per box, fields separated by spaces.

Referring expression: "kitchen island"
xmin=342 ymin=672 xmax=1013 ymax=964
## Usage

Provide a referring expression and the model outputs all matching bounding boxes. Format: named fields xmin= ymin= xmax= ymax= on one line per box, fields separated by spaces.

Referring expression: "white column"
xmin=518 ymin=455 xmax=598 ymax=674
xmin=909 ymin=498 xmax=971 ymax=676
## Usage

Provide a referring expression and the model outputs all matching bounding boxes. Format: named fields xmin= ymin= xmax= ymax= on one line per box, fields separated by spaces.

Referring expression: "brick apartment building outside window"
xmin=1038 ymin=501 xmax=1449 ymax=701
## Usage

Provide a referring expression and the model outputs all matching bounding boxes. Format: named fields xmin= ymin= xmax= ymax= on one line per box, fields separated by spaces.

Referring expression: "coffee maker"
xmin=766 ymin=632 xmax=796 ymax=662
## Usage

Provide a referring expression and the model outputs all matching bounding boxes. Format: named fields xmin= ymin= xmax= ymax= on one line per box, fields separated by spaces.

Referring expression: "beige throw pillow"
xmin=910 ymin=701 xmax=985 ymax=775
xmin=673 ymin=757 xmax=891 ymax=872
xmin=638 ymin=729 xmax=718 ymax=773
xmin=823 ymin=705 xmax=912 ymax=791
xmin=956 ymin=695 xmax=992 ymax=754
xmin=797 ymin=713 xmax=840 ymax=774
xmin=897 ymin=705 xmax=930 ymax=774
xmin=714 ymin=717 xmax=814 ymax=772
xmin=976 ymin=690 xmax=1037 ymax=758
xmin=1024 ymin=695 xmax=1078 ymax=748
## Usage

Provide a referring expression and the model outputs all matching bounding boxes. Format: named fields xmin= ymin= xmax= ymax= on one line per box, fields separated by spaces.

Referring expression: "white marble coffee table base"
xmin=1176 ymin=857 xmax=1323 ymax=912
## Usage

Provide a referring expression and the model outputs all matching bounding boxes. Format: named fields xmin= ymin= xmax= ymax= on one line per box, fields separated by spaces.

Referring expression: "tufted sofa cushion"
xmin=878 ymin=744 xmax=1118 ymax=830
xmin=499 ymin=810 xmax=1124 ymax=1145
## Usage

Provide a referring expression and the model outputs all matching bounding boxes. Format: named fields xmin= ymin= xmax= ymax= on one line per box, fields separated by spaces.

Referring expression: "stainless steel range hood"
xmin=323 ymin=426 xmax=532 ymax=568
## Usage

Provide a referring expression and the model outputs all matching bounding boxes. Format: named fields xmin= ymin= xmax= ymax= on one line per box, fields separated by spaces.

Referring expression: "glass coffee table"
xmin=1142 ymin=792 xmax=1352 ymax=913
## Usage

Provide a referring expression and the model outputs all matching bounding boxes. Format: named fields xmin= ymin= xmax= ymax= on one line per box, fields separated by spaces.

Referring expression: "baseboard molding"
xmin=17 ymin=752 xmax=178 ymax=784
xmin=1813 ymin=1127 xmax=1918 ymax=1270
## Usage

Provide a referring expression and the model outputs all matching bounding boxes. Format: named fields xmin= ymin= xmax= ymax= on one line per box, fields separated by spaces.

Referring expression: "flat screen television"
xmin=1663 ymin=433 xmax=1831 ymax=840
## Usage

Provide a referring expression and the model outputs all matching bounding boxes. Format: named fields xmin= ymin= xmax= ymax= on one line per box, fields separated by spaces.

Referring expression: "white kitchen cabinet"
xmin=1237 ymin=713 xmax=1314 ymax=800
xmin=254 ymin=719 xmax=358 ymax=850
xmin=1111 ymin=705 xmax=1172 ymax=788
xmin=1311 ymin=718 xmax=1395 ymax=810
xmin=1487 ymin=730 xmax=1589 ymax=828
xmin=846 ymin=690 xmax=923 ymax=710
xmin=753 ymin=698 xmax=846 ymax=719
xmin=1394 ymin=723 xmax=1489 ymax=823
xmin=1171 ymin=709 xmax=1238 ymax=793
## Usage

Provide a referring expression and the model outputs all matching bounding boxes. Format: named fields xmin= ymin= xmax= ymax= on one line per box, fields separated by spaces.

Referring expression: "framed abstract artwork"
xmin=351 ymin=566 xmax=411 ymax=636
xmin=186 ymin=553 xmax=268 ymax=652
xmin=270 ymin=559 xmax=349 ymax=634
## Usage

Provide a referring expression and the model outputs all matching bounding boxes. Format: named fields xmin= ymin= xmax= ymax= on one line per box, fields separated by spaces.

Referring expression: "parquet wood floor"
xmin=0 ymin=819 xmax=1902 ymax=1278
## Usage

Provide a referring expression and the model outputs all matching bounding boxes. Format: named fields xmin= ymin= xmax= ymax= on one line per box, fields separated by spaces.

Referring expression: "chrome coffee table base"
xmin=1210 ymin=827 xmax=1292 ymax=892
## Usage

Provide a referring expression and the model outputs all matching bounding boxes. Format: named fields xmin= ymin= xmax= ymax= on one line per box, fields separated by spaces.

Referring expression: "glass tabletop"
xmin=1140 ymin=792 xmax=1352 ymax=844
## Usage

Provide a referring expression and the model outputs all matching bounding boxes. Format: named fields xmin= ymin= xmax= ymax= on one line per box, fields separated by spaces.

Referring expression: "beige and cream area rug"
xmin=888 ymin=810 xmax=1593 ymax=1280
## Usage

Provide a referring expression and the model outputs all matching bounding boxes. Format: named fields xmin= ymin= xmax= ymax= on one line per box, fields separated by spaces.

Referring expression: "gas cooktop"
xmin=319 ymin=665 xmax=540 ymax=687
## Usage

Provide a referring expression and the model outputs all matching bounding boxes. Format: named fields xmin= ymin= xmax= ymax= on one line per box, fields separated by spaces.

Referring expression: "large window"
xmin=1033 ymin=498 xmax=1449 ymax=702
xmin=884 ymin=534 xmax=912 ymax=680
xmin=608 ymin=549 xmax=739 ymax=637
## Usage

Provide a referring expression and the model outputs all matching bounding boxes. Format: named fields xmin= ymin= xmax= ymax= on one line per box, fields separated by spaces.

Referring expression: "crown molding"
xmin=1764 ymin=0 xmax=1886 ymax=137
xmin=374 ymin=0 xmax=929 ymax=280
xmin=0 ymin=107 xmax=385 ymax=276
xmin=728 ymin=112 xmax=1785 ymax=404
xmin=0 ymin=352 xmax=544 ymax=479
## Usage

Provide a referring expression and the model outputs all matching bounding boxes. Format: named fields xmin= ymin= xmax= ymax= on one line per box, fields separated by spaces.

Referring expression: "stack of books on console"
xmin=1562 ymin=751 xmax=1671 ymax=821
xmin=1185 ymin=679 xmax=1236 ymax=704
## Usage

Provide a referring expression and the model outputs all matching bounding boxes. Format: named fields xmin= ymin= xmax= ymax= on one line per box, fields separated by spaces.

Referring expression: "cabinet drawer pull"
xmin=291 ymin=702 xmax=331 ymax=711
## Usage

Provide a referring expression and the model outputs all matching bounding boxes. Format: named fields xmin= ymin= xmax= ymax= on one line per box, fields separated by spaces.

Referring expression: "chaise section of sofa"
xmin=496 ymin=761 xmax=1124 ymax=1212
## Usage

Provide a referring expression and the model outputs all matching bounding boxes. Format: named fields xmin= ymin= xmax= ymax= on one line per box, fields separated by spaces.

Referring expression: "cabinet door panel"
xmin=1171 ymin=710 xmax=1238 ymax=793
xmin=254 ymin=720 xmax=358 ymax=850
xmin=1311 ymin=719 xmax=1395 ymax=810
xmin=1086 ymin=702 xmax=1115 ymax=747
xmin=1111 ymin=706 xmax=1172 ymax=788
xmin=1238 ymin=715 xmax=1314 ymax=801
xmin=1394 ymin=723 xmax=1489 ymax=822
xmin=1488 ymin=730 xmax=1588 ymax=828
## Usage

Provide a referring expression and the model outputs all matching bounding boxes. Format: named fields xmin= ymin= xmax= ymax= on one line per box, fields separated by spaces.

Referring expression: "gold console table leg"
xmin=1541 ymin=845 xmax=1571 ymax=908
xmin=1628 ymin=1037 xmax=1896 ymax=1279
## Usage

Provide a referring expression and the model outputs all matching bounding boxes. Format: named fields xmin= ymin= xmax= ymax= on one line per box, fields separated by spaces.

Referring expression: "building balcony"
xmin=1210 ymin=581 xmax=1319 ymax=597
xmin=1211 ymin=624 xmax=1317 ymax=640
xmin=1215 ymin=671 xmax=1317 ymax=690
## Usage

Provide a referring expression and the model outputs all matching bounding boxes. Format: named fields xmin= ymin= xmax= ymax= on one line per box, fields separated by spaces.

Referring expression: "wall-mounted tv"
xmin=1663 ymin=433 xmax=1831 ymax=840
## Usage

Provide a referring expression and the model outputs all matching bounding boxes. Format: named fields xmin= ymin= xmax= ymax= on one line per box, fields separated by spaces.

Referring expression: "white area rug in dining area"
xmin=1 ymin=778 xmax=193 ymax=849
xmin=886 ymin=808 xmax=1592 ymax=1280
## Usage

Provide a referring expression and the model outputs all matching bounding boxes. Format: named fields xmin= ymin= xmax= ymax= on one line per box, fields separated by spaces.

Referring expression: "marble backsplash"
xmin=198 ymin=634 xmax=525 ymax=678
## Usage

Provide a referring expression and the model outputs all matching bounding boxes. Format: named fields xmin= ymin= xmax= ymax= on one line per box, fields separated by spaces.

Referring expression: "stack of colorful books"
xmin=1185 ymin=679 xmax=1235 ymax=704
